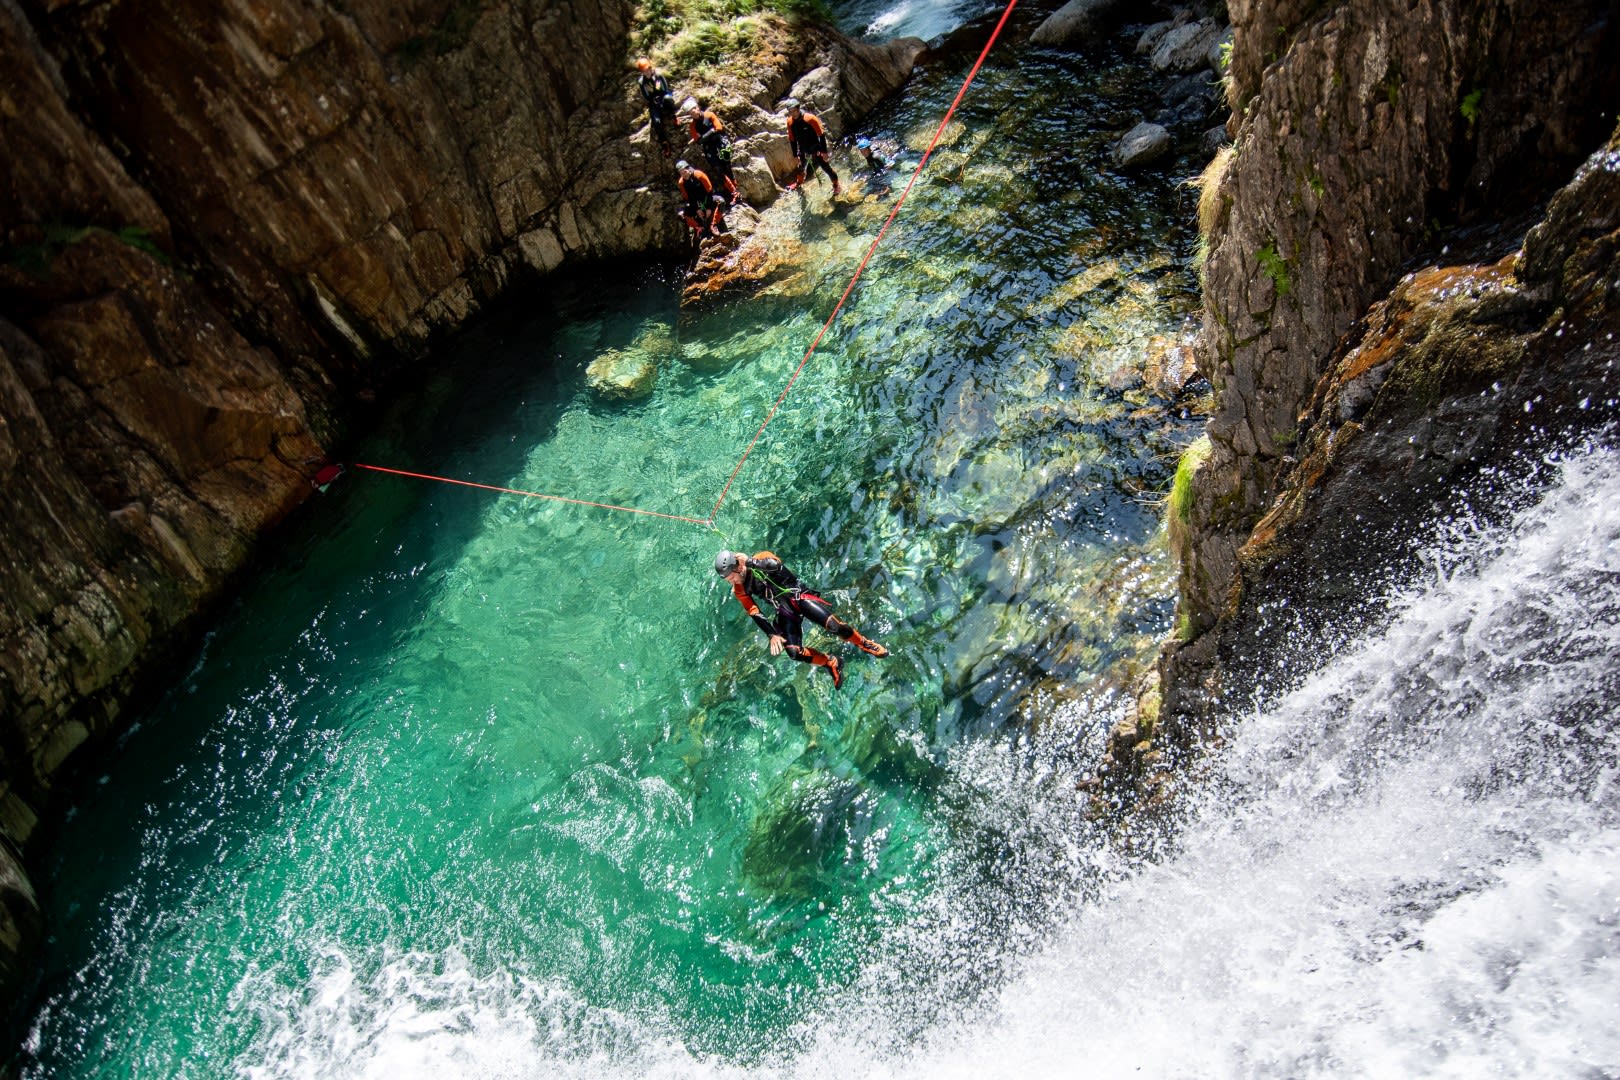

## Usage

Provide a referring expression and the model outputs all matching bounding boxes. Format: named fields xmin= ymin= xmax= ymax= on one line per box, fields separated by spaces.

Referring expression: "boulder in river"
xmin=1152 ymin=19 xmax=1226 ymax=73
xmin=1028 ymin=0 xmax=1133 ymax=48
xmin=741 ymin=763 xmax=861 ymax=898
xmin=585 ymin=348 xmax=658 ymax=401
xmin=1114 ymin=122 xmax=1173 ymax=169
xmin=585 ymin=322 xmax=671 ymax=401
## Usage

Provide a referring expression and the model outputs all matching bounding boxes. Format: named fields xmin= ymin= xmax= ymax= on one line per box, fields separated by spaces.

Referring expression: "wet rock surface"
xmin=1163 ymin=147 xmax=1620 ymax=744
xmin=1029 ymin=0 xmax=1136 ymax=47
xmin=1161 ymin=0 xmax=1620 ymax=732
xmin=1114 ymin=121 xmax=1173 ymax=168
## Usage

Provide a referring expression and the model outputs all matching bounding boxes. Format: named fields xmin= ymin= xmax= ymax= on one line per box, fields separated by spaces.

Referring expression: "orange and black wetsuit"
xmin=687 ymin=110 xmax=738 ymax=200
xmin=677 ymin=167 xmax=726 ymax=237
xmin=787 ymin=111 xmax=839 ymax=191
xmin=728 ymin=552 xmax=884 ymax=687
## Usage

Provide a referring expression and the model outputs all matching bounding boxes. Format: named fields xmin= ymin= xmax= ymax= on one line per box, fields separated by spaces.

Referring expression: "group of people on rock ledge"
xmin=634 ymin=57 xmax=892 ymax=243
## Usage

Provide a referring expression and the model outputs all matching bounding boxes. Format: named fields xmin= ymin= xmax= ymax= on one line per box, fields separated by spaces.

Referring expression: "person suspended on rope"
xmin=714 ymin=550 xmax=887 ymax=690
xmin=681 ymin=97 xmax=740 ymax=204
xmin=635 ymin=58 xmax=678 ymax=158
xmin=675 ymin=160 xmax=728 ymax=240
xmin=784 ymin=99 xmax=840 ymax=196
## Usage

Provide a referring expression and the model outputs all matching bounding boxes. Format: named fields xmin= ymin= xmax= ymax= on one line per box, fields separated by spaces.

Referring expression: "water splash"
xmin=179 ymin=442 xmax=1620 ymax=1079
xmin=834 ymin=0 xmax=992 ymax=42
xmin=874 ymin=438 xmax=1620 ymax=1078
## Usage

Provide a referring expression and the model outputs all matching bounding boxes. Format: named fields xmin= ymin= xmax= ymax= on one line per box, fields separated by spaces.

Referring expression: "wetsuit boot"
xmin=804 ymin=649 xmax=843 ymax=689
xmin=851 ymin=632 xmax=887 ymax=658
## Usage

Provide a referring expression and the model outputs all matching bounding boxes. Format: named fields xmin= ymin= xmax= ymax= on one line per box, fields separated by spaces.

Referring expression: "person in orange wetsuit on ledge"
xmin=784 ymin=99 xmax=840 ymax=195
xmin=675 ymin=160 xmax=728 ymax=239
xmin=714 ymin=550 xmax=887 ymax=689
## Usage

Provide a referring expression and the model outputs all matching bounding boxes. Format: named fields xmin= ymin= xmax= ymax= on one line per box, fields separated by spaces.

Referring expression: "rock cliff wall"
xmin=1159 ymin=0 xmax=1620 ymax=732
xmin=0 ymin=0 xmax=921 ymax=1020
xmin=1218 ymin=123 xmax=1620 ymax=687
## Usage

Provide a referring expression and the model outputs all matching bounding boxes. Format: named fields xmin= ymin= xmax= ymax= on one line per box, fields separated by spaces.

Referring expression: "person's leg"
xmin=814 ymin=155 xmax=841 ymax=193
xmin=650 ymin=108 xmax=672 ymax=155
xmin=799 ymin=595 xmax=887 ymax=657
xmin=781 ymin=614 xmax=843 ymax=686
xmin=706 ymin=154 xmax=737 ymax=203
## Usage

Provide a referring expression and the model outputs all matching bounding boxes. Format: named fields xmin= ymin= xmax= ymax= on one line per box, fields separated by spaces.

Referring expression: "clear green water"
xmin=21 ymin=33 xmax=1203 ymax=1078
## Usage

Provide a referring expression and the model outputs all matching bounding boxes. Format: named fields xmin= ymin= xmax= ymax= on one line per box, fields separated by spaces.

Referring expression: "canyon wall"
xmin=0 ymin=0 xmax=921 ymax=1020
xmin=1159 ymin=0 xmax=1620 ymax=734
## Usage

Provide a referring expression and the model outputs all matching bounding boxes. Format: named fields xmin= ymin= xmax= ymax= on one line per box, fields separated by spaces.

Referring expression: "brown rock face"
xmin=1162 ymin=0 xmax=1620 ymax=726
xmin=25 ymin=0 xmax=647 ymax=356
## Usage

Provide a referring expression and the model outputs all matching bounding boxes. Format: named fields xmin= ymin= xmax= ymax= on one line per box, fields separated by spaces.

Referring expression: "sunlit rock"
xmin=1142 ymin=332 xmax=1202 ymax=397
xmin=1029 ymin=0 xmax=1132 ymax=48
xmin=585 ymin=347 xmax=657 ymax=401
xmin=1152 ymin=19 xmax=1225 ymax=72
xmin=585 ymin=320 xmax=674 ymax=401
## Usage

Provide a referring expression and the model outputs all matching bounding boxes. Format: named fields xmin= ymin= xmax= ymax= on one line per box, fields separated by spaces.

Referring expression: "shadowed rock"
xmin=1115 ymin=122 xmax=1173 ymax=169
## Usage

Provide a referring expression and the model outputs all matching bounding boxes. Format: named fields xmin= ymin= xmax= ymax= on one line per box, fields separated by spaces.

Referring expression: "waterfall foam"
xmin=887 ymin=439 xmax=1620 ymax=1078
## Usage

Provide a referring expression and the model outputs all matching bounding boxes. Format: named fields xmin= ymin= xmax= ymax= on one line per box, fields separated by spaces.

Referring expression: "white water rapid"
xmin=888 ymin=439 xmax=1620 ymax=1079
xmin=230 ymin=439 xmax=1620 ymax=1079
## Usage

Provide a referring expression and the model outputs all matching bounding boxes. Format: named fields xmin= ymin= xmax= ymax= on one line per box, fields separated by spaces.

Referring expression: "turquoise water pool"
xmin=21 ymin=30 xmax=1205 ymax=1076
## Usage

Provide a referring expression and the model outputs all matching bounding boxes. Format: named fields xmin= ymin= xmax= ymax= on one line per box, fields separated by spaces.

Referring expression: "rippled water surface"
xmin=21 ymin=12 xmax=1206 ymax=1077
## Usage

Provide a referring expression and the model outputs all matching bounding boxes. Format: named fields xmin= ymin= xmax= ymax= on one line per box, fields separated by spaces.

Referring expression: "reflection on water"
xmin=20 ymin=24 xmax=1205 ymax=1079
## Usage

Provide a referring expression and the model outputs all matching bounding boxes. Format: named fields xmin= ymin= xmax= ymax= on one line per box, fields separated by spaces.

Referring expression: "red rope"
xmin=353 ymin=0 xmax=1019 ymax=529
xmin=706 ymin=0 xmax=1019 ymax=522
xmin=350 ymin=464 xmax=712 ymax=525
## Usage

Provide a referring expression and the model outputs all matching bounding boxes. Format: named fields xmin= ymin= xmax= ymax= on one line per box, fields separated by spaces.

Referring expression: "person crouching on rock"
xmin=714 ymin=549 xmax=888 ymax=690
xmin=683 ymin=97 xmax=740 ymax=205
xmin=785 ymin=99 xmax=840 ymax=196
xmin=676 ymin=160 xmax=728 ymax=240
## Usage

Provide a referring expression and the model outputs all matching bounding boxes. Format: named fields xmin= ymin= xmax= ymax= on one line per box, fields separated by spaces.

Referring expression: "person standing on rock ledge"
xmin=785 ymin=99 xmax=840 ymax=196
xmin=714 ymin=550 xmax=888 ymax=690
xmin=635 ymin=58 xmax=678 ymax=158
xmin=675 ymin=160 xmax=728 ymax=240
xmin=682 ymin=97 xmax=740 ymax=205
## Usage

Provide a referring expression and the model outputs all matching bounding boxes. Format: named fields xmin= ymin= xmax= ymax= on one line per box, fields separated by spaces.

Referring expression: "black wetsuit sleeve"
xmin=731 ymin=578 xmax=782 ymax=638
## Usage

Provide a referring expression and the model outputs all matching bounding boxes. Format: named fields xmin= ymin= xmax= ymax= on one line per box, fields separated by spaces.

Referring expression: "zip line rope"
xmin=350 ymin=463 xmax=713 ymax=525
xmin=352 ymin=0 xmax=1019 ymax=531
